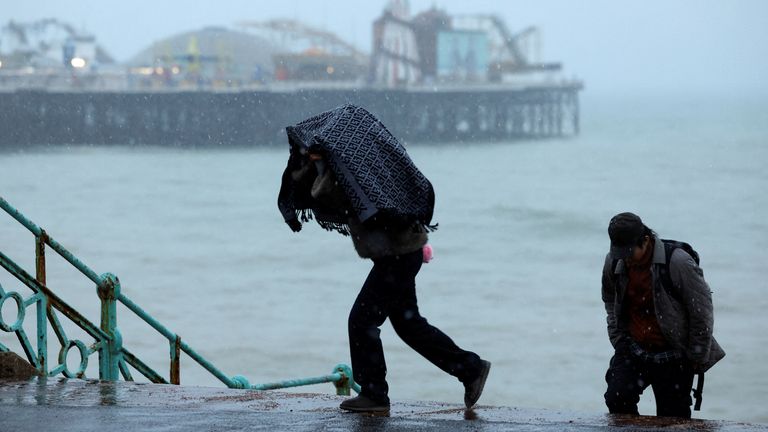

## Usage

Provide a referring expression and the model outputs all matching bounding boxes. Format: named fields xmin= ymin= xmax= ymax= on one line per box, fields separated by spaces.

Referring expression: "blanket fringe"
xmin=296 ymin=210 xmax=433 ymax=237
xmin=296 ymin=209 xmax=350 ymax=236
xmin=318 ymin=220 xmax=351 ymax=236
xmin=298 ymin=209 xmax=313 ymax=223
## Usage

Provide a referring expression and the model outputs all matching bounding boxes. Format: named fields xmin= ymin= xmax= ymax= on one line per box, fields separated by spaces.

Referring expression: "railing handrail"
xmin=0 ymin=195 xmax=360 ymax=394
xmin=0 ymin=197 xmax=102 ymax=285
xmin=0 ymin=249 xmax=108 ymax=341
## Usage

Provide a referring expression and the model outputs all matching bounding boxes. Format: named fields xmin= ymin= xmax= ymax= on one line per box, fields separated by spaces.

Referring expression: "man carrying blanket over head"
xmin=278 ymin=104 xmax=491 ymax=414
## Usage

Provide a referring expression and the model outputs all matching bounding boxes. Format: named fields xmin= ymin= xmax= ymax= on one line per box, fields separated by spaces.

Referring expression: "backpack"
xmin=656 ymin=239 xmax=700 ymax=300
xmin=654 ymin=239 xmax=707 ymax=411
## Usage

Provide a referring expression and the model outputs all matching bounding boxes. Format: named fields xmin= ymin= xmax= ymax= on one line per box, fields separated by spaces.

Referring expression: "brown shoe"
xmin=340 ymin=395 xmax=390 ymax=414
xmin=464 ymin=360 xmax=491 ymax=409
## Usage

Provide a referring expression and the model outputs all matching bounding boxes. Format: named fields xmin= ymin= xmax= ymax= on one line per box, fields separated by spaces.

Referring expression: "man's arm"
xmin=601 ymin=255 xmax=623 ymax=349
xmin=670 ymin=249 xmax=714 ymax=365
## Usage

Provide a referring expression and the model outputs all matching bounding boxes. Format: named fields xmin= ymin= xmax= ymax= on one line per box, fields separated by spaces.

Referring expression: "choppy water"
xmin=1 ymin=93 xmax=767 ymax=423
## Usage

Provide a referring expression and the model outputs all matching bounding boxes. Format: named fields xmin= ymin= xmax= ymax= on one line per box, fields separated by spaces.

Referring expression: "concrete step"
xmin=0 ymin=378 xmax=765 ymax=431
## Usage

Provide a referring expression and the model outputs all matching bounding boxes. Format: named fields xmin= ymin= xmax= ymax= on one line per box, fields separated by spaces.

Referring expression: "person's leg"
xmin=347 ymin=259 xmax=395 ymax=404
xmin=604 ymin=349 xmax=648 ymax=415
xmin=651 ymin=359 xmax=694 ymax=418
xmin=387 ymin=250 xmax=484 ymax=384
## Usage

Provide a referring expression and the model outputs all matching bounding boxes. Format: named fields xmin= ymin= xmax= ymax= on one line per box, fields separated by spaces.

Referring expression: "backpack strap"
xmin=656 ymin=239 xmax=699 ymax=301
xmin=656 ymin=240 xmax=678 ymax=299
xmin=693 ymin=372 xmax=705 ymax=411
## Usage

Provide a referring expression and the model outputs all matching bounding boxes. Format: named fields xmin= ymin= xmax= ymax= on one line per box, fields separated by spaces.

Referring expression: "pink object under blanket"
xmin=422 ymin=244 xmax=433 ymax=263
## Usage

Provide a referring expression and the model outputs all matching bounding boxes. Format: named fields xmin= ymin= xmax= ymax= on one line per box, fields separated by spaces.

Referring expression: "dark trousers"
xmin=604 ymin=348 xmax=695 ymax=418
xmin=348 ymin=249 xmax=482 ymax=404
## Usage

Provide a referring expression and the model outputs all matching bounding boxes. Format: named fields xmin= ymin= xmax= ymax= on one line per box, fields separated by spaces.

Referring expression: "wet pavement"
xmin=0 ymin=378 xmax=766 ymax=431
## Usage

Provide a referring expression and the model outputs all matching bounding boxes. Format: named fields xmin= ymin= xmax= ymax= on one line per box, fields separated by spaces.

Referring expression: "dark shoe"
xmin=464 ymin=360 xmax=491 ymax=409
xmin=340 ymin=395 xmax=390 ymax=414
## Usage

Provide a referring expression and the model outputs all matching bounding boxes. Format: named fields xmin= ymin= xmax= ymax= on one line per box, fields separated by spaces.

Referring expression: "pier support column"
xmin=573 ymin=91 xmax=580 ymax=135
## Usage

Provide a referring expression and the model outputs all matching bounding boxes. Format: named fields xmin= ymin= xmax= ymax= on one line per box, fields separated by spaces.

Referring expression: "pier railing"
xmin=0 ymin=196 xmax=360 ymax=394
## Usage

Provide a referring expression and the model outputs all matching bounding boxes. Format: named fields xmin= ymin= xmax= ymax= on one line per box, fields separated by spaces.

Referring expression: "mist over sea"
xmin=1 ymin=93 xmax=767 ymax=423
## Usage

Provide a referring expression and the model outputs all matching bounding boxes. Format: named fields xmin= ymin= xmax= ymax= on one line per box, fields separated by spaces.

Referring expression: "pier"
xmin=1 ymin=5 xmax=585 ymax=149
xmin=0 ymin=83 xmax=580 ymax=148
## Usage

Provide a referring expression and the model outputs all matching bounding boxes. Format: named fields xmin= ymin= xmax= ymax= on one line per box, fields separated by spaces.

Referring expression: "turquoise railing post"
xmin=170 ymin=335 xmax=181 ymax=385
xmin=35 ymin=294 xmax=48 ymax=375
xmin=333 ymin=364 xmax=353 ymax=396
xmin=35 ymin=233 xmax=48 ymax=374
xmin=97 ymin=273 xmax=121 ymax=381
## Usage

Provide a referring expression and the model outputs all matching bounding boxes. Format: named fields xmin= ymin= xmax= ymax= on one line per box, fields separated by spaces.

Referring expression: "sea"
xmin=1 ymin=92 xmax=767 ymax=423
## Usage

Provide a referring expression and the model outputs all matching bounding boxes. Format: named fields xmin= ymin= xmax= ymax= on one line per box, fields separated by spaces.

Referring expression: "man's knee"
xmin=349 ymin=300 xmax=385 ymax=325
xmin=604 ymin=365 xmax=642 ymax=415
xmin=348 ymin=312 xmax=383 ymax=340
xmin=605 ymin=388 xmax=640 ymax=415
xmin=655 ymin=385 xmax=693 ymax=418
xmin=389 ymin=307 xmax=425 ymax=335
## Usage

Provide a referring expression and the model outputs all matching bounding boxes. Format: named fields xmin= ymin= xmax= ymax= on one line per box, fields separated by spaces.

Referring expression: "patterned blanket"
xmin=278 ymin=104 xmax=436 ymax=235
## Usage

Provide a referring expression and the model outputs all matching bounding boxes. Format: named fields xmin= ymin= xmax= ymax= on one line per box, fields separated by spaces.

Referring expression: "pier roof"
xmin=127 ymin=26 xmax=279 ymax=79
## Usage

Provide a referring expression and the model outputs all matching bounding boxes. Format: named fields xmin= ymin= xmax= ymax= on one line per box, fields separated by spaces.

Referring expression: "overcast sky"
xmin=6 ymin=0 xmax=768 ymax=96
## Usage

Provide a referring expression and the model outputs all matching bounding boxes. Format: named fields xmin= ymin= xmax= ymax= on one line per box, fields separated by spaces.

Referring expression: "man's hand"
xmin=287 ymin=218 xmax=302 ymax=232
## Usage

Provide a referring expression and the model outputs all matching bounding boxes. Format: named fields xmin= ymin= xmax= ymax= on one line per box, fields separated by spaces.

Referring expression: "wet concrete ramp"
xmin=0 ymin=378 xmax=765 ymax=431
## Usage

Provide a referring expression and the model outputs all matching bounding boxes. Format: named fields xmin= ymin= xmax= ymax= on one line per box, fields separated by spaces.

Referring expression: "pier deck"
xmin=1 ymin=378 xmax=764 ymax=431
xmin=0 ymin=84 xmax=581 ymax=148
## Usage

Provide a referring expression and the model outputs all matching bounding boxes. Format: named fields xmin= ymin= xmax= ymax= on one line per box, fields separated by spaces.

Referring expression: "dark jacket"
xmin=296 ymin=159 xmax=427 ymax=259
xmin=601 ymin=235 xmax=725 ymax=372
xmin=347 ymin=217 xmax=427 ymax=259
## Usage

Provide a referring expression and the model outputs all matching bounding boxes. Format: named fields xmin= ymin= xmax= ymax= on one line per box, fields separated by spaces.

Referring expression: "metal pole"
xmin=35 ymin=233 xmax=48 ymax=374
xmin=332 ymin=364 xmax=353 ymax=396
xmin=98 ymin=273 xmax=121 ymax=380
xmin=170 ymin=336 xmax=181 ymax=385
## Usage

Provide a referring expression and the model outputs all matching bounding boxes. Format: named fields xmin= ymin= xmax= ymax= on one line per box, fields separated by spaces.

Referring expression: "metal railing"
xmin=0 ymin=195 xmax=360 ymax=394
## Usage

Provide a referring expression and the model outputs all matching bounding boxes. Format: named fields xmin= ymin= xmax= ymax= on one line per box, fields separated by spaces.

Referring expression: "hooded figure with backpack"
xmin=278 ymin=104 xmax=490 ymax=414
xmin=601 ymin=212 xmax=725 ymax=418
